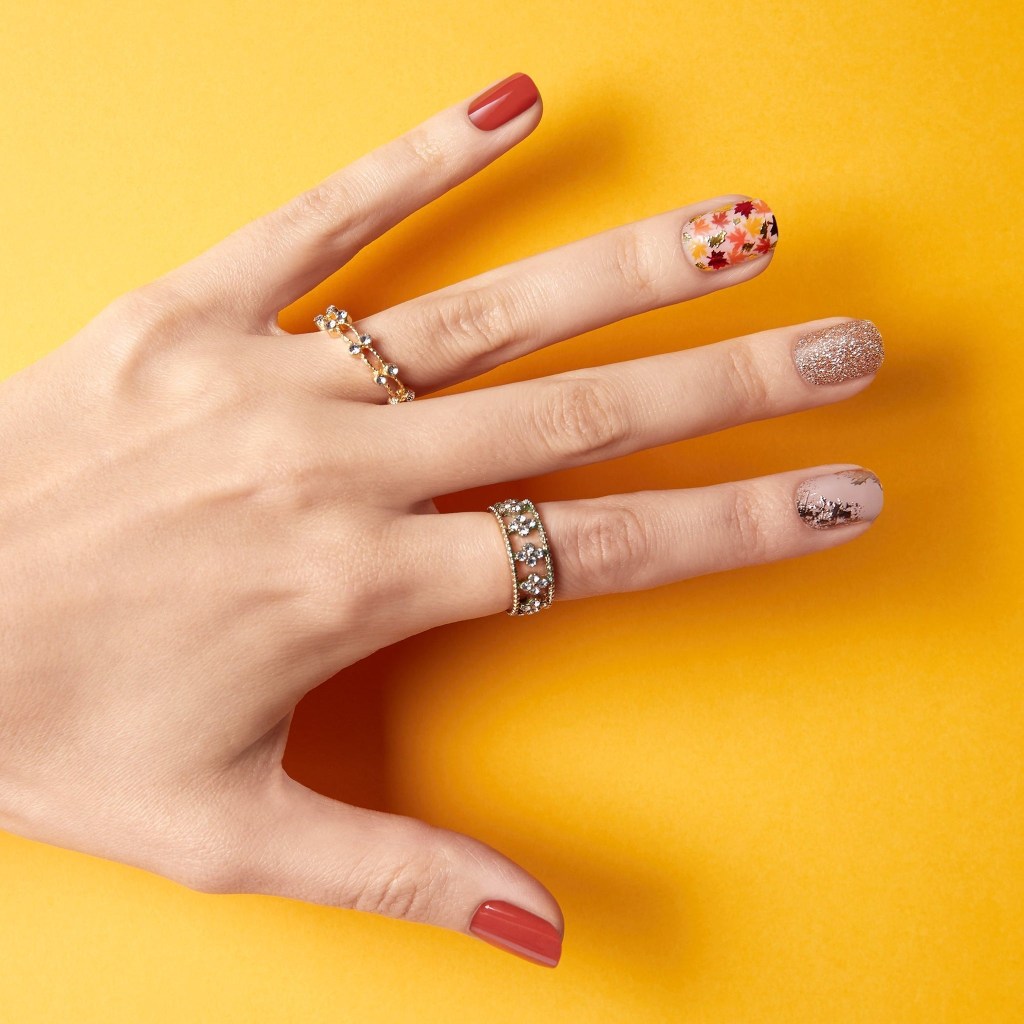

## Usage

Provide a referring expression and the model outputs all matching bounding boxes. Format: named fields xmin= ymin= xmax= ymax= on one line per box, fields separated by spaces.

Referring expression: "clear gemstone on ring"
xmin=507 ymin=514 xmax=538 ymax=537
xmin=519 ymin=573 xmax=549 ymax=596
xmin=514 ymin=543 xmax=548 ymax=567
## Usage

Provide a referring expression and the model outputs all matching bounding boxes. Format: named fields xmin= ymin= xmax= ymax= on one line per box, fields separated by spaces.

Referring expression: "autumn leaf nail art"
xmin=682 ymin=198 xmax=779 ymax=272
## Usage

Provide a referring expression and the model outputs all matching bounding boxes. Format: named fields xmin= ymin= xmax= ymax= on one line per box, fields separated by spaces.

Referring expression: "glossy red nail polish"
xmin=469 ymin=900 xmax=562 ymax=967
xmin=467 ymin=73 xmax=539 ymax=131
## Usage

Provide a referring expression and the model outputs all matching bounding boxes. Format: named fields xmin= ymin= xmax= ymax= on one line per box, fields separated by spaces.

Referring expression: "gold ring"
xmin=488 ymin=498 xmax=556 ymax=617
xmin=314 ymin=305 xmax=415 ymax=405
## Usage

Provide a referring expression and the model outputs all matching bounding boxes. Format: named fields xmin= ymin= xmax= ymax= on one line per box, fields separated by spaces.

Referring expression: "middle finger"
xmin=340 ymin=194 xmax=778 ymax=394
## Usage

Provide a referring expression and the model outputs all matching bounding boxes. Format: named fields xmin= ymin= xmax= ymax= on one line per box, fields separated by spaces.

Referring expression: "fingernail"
xmin=469 ymin=900 xmax=562 ymax=967
xmin=794 ymin=320 xmax=885 ymax=386
xmin=681 ymin=198 xmax=779 ymax=271
xmin=795 ymin=469 xmax=884 ymax=530
xmin=467 ymin=73 xmax=539 ymax=131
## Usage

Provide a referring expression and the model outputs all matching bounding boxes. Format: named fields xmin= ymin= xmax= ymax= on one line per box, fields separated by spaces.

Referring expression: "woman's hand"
xmin=0 ymin=73 xmax=883 ymax=968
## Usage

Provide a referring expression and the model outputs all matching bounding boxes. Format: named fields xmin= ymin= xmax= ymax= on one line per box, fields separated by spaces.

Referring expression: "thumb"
xmin=235 ymin=772 xmax=564 ymax=968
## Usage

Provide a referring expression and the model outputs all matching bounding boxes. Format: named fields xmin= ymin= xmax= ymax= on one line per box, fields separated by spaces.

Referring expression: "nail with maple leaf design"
xmin=682 ymin=198 xmax=779 ymax=272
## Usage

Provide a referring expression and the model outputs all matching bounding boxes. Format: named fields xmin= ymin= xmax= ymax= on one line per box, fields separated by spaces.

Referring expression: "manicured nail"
xmin=467 ymin=73 xmax=539 ymax=131
xmin=794 ymin=320 xmax=885 ymax=386
xmin=469 ymin=900 xmax=562 ymax=967
xmin=681 ymin=198 xmax=779 ymax=271
xmin=795 ymin=469 xmax=884 ymax=530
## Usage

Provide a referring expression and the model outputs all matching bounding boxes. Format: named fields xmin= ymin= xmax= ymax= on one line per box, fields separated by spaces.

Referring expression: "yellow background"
xmin=2 ymin=0 xmax=1022 ymax=1020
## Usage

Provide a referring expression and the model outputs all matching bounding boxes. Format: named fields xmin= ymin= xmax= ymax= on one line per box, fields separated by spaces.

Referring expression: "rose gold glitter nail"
xmin=793 ymin=320 xmax=884 ymax=386
xmin=795 ymin=468 xmax=884 ymax=529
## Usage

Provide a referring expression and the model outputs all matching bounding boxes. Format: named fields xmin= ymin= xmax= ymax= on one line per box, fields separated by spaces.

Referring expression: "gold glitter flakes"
xmin=794 ymin=320 xmax=884 ymax=386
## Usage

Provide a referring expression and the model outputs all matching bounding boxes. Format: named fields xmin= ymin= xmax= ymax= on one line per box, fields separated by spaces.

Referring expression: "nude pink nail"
xmin=795 ymin=469 xmax=884 ymax=529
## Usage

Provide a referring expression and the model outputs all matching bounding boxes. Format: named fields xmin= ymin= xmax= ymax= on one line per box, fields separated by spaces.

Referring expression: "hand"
xmin=0 ymin=72 xmax=883 ymax=968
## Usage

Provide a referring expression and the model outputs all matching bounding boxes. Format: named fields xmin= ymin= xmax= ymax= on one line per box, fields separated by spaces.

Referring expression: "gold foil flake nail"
xmin=795 ymin=469 xmax=884 ymax=529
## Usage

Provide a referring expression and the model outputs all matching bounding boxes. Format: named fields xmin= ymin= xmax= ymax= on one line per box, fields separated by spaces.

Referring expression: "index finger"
xmin=173 ymin=73 xmax=543 ymax=330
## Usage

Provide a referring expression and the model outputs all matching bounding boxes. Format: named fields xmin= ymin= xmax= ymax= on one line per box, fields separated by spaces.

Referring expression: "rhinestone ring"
xmin=488 ymin=498 xmax=556 ymax=617
xmin=314 ymin=305 xmax=415 ymax=405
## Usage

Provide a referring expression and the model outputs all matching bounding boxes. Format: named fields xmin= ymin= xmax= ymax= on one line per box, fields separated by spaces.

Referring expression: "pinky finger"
xmin=426 ymin=463 xmax=884 ymax=621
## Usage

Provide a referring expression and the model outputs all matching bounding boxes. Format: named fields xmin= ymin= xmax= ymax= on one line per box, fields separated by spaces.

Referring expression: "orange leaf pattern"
xmin=681 ymin=199 xmax=779 ymax=272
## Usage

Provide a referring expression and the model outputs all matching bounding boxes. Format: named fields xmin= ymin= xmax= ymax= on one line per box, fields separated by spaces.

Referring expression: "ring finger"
xmin=385 ymin=317 xmax=885 ymax=500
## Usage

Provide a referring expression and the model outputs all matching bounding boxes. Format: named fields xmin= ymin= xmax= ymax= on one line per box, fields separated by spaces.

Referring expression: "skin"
xmin=0 ymin=77 xmax=881 ymax=957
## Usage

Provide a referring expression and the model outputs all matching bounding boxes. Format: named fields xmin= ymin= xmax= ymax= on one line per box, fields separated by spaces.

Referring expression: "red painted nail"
xmin=469 ymin=900 xmax=562 ymax=967
xmin=467 ymin=73 xmax=539 ymax=131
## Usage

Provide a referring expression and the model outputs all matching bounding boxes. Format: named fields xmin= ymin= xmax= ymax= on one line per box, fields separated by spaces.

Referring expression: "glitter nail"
xmin=794 ymin=320 xmax=884 ymax=386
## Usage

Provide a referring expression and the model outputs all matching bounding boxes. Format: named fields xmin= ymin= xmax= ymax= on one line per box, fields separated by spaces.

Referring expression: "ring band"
xmin=314 ymin=305 xmax=415 ymax=405
xmin=488 ymin=498 xmax=556 ymax=617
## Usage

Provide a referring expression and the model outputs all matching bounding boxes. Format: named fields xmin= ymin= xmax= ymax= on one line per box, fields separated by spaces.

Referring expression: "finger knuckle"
xmin=100 ymin=282 xmax=221 ymax=396
xmin=566 ymin=501 xmax=649 ymax=586
xmin=113 ymin=333 xmax=253 ymax=409
xmin=425 ymin=284 xmax=522 ymax=370
xmin=398 ymin=126 xmax=452 ymax=174
xmin=353 ymin=823 xmax=453 ymax=922
xmin=106 ymin=277 xmax=197 ymax=337
xmin=292 ymin=513 xmax=398 ymax=635
xmin=609 ymin=225 xmax=664 ymax=304
xmin=721 ymin=342 xmax=771 ymax=415
xmin=724 ymin=484 xmax=776 ymax=564
xmin=283 ymin=175 xmax=363 ymax=240
xmin=537 ymin=376 xmax=630 ymax=463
